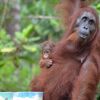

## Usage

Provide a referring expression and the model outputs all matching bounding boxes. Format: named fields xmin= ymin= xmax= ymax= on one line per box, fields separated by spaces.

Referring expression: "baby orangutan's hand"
xmin=40 ymin=59 xmax=53 ymax=68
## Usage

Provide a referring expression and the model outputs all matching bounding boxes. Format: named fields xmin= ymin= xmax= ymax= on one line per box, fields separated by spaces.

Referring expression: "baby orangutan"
xmin=40 ymin=41 xmax=55 ymax=68
xmin=30 ymin=41 xmax=55 ymax=91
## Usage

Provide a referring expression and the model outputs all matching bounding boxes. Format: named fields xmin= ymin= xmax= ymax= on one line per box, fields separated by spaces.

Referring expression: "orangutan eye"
xmin=89 ymin=20 xmax=94 ymax=25
xmin=82 ymin=16 xmax=88 ymax=22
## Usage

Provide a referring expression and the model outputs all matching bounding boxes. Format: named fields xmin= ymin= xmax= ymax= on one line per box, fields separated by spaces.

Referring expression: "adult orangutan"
xmin=31 ymin=7 xmax=100 ymax=100
xmin=39 ymin=0 xmax=96 ymax=68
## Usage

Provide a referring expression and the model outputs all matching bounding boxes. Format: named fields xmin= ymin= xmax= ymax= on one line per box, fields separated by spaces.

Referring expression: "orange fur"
xmin=56 ymin=0 xmax=95 ymax=29
xmin=39 ymin=41 xmax=55 ymax=68
xmin=31 ymin=7 xmax=100 ymax=100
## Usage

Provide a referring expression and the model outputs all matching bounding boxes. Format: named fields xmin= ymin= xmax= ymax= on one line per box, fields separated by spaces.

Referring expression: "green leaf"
xmin=22 ymin=24 xmax=33 ymax=37
xmin=23 ymin=45 xmax=37 ymax=52
xmin=0 ymin=47 xmax=16 ymax=53
xmin=96 ymin=4 xmax=100 ymax=10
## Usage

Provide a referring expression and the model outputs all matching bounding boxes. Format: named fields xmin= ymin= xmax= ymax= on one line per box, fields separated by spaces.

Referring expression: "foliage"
xmin=0 ymin=1 xmax=99 ymax=99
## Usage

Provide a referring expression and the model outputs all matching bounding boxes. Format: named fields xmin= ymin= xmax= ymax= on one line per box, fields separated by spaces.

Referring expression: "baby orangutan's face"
xmin=42 ymin=46 xmax=51 ymax=59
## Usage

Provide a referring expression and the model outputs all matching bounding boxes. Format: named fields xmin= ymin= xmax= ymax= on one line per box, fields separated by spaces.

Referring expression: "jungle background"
xmin=0 ymin=0 xmax=100 ymax=99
